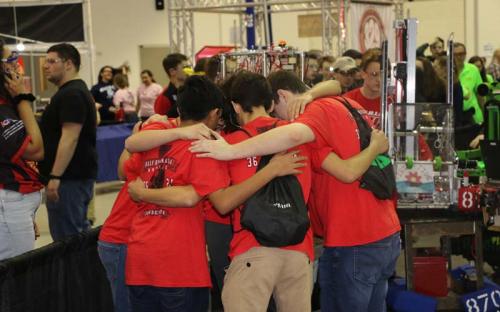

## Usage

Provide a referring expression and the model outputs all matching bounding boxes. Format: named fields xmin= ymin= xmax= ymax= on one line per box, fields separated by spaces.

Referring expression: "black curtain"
xmin=0 ymin=3 xmax=84 ymax=44
xmin=0 ymin=227 xmax=113 ymax=312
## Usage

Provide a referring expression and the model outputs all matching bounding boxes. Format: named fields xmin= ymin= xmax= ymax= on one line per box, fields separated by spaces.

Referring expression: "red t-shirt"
xmin=0 ymin=98 xmax=43 ymax=194
xmin=99 ymin=121 xmax=177 ymax=244
xmin=344 ymin=87 xmax=381 ymax=128
xmin=153 ymin=91 xmax=171 ymax=116
xmin=296 ymin=97 xmax=401 ymax=247
xmin=224 ymin=116 xmax=323 ymax=261
xmin=126 ymin=132 xmax=230 ymax=287
xmin=98 ymin=153 xmax=141 ymax=243
xmin=203 ymin=200 xmax=231 ymax=225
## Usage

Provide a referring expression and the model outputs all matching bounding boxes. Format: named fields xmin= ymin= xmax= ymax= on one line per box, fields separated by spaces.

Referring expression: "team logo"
xmin=143 ymin=208 xmax=170 ymax=218
xmin=1 ymin=119 xmax=12 ymax=127
xmin=359 ymin=9 xmax=385 ymax=52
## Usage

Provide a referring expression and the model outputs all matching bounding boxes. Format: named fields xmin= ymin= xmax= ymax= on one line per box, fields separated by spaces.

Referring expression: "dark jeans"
xmin=124 ymin=112 xmax=139 ymax=123
xmin=129 ymin=286 xmax=209 ymax=312
xmin=319 ymin=232 xmax=401 ymax=312
xmin=97 ymin=240 xmax=130 ymax=312
xmin=46 ymin=179 xmax=94 ymax=241
xmin=205 ymin=221 xmax=232 ymax=310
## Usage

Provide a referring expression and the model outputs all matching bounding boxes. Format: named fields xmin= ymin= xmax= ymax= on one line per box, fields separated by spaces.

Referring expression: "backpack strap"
xmin=335 ymin=96 xmax=372 ymax=150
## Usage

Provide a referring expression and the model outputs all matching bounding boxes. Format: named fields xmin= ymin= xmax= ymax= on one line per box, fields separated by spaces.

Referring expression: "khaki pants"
xmin=222 ymin=247 xmax=313 ymax=312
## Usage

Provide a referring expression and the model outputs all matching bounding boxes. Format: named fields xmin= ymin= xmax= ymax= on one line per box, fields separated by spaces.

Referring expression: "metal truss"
xmin=167 ymin=0 xmax=343 ymax=60
xmin=167 ymin=0 xmax=395 ymax=60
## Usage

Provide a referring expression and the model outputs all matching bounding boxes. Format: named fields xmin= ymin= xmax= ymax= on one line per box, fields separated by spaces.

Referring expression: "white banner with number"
xmin=348 ymin=3 xmax=395 ymax=53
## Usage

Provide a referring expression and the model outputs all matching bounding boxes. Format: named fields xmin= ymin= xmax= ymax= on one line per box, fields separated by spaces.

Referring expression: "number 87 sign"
xmin=461 ymin=286 xmax=500 ymax=312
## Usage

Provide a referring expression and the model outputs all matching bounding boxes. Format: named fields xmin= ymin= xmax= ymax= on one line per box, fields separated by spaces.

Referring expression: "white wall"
xmin=404 ymin=0 xmax=466 ymax=49
xmin=90 ymin=0 xmax=170 ymax=90
xmin=404 ymin=0 xmax=500 ymax=59
xmin=87 ymin=0 xmax=499 ymax=91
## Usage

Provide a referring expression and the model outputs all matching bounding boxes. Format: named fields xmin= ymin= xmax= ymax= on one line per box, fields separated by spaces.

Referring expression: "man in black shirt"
xmin=40 ymin=43 xmax=97 ymax=241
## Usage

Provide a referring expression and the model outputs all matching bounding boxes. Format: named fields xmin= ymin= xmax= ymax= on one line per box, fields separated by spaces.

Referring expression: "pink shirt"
xmin=113 ymin=88 xmax=136 ymax=112
xmin=137 ymin=83 xmax=163 ymax=118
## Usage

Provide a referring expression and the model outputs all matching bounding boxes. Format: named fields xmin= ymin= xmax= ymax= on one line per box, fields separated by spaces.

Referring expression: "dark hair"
xmin=113 ymin=73 xmax=129 ymax=89
xmin=360 ymin=48 xmax=382 ymax=71
xmin=306 ymin=50 xmax=322 ymax=60
xmin=430 ymin=37 xmax=444 ymax=49
xmin=468 ymin=55 xmax=488 ymax=83
xmin=194 ymin=57 xmax=209 ymax=72
xmin=141 ymin=69 xmax=156 ymax=83
xmin=267 ymin=70 xmax=307 ymax=105
xmin=230 ymin=72 xmax=272 ymax=113
xmin=453 ymin=42 xmax=467 ymax=54
xmin=162 ymin=53 xmax=188 ymax=77
xmin=219 ymin=72 xmax=242 ymax=133
xmin=343 ymin=49 xmax=363 ymax=60
xmin=416 ymin=57 xmax=446 ymax=102
xmin=47 ymin=43 xmax=81 ymax=71
xmin=97 ymin=65 xmax=114 ymax=83
xmin=0 ymin=40 xmax=11 ymax=100
xmin=177 ymin=75 xmax=224 ymax=122
xmin=435 ymin=55 xmax=459 ymax=84
xmin=205 ymin=56 xmax=220 ymax=82
xmin=319 ymin=55 xmax=335 ymax=68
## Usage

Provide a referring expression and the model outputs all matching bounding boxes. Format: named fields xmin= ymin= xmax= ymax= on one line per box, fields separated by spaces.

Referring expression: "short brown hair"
xmin=113 ymin=73 xmax=129 ymax=89
xmin=360 ymin=48 xmax=381 ymax=71
xmin=319 ymin=55 xmax=335 ymax=68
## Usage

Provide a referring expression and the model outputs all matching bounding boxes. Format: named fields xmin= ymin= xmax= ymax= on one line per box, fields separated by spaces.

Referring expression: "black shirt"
xmin=39 ymin=79 xmax=97 ymax=181
xmin=90 ymin=82 xmax=116 ymax=121
xmin=164 ymin=83 xmax=179 ymax=118
xmin=0 ymin=99 xmax=42 ymax=193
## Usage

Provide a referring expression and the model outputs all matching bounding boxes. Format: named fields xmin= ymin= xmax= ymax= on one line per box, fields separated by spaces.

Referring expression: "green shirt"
xmin=459 ymin=63 xmax=484 ymax=124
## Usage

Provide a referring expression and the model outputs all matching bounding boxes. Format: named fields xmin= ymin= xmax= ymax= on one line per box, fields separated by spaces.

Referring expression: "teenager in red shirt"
xmin=213 ymin=72 xmax=388 ymax=312
xmin=98 ymin=119 xmax=212 ymax=312
xmin=154 ymin=53 xmax=188 ymax=117
xmin=345 ymin=49 xmax=433 ymax=160
xmin=191 ymin=71 xmax=401 ymax=312
xmin=125 ymin=76 xmax=307 ymax=312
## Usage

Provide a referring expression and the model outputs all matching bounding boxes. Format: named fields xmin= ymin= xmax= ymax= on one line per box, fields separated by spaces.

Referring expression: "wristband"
xmin=48 ymin=174 xmax=62 ymax=180
xmin=13 ymin=93 xmax=36 ymax=105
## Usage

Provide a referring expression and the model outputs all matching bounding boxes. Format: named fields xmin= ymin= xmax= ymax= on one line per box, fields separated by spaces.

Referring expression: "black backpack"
xmin=238 ymin=123 xmax=310 ymax=247
xmin=336 ymin=96 xmax=396 ymax=200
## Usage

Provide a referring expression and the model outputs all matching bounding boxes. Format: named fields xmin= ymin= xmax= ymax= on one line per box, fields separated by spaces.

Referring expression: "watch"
xmin=12 ymin=93 xmax=36 ymax=105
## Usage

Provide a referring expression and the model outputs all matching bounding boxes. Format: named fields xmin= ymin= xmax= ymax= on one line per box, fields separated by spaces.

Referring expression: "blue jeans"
xmin=97 ymin=240 xmax=130 ymax=312
xmin=46 ymin=179 xmax=94 ymax=241
xmin=0 ymin=189 xmax=41 ymax=260
xmin=129 ymin=286 xmax=209 ymax=312
xmin=319 ymin=232 xmax=401 ymax=312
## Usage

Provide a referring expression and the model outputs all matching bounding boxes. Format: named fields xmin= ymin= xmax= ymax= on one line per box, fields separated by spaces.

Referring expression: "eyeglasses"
xmin=337 ymin=69 xmax=358 ymax=76
xmin=1 ymin=51 xmax=19 ymax=63
xmin=45 ymin=58 xmax=64 ymax=65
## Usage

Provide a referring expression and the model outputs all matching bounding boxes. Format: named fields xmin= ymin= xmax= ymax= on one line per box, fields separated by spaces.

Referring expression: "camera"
xmin=477 ymin=81 xmax=500 ymax=97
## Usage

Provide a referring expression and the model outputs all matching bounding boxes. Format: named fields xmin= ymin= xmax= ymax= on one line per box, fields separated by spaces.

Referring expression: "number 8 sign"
xmin=458 ymin=186 xmax=480 ymax=212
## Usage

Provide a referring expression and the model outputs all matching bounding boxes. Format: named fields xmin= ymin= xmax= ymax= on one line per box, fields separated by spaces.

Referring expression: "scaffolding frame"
xmin=167 ymin=0 xmax=347 ymax=60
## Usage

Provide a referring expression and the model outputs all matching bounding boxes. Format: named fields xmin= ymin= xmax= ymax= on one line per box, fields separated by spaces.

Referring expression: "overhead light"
xmin=16 ymin=42 xmax=25 ymax=52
